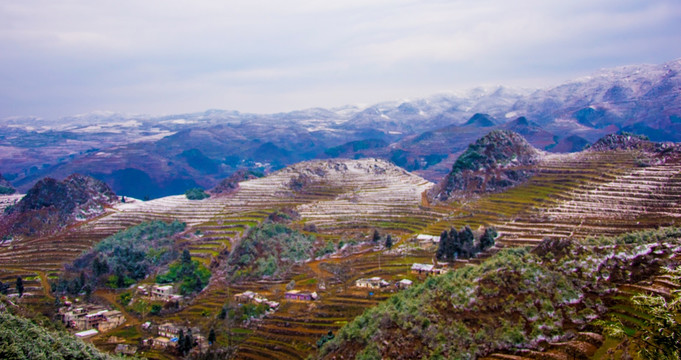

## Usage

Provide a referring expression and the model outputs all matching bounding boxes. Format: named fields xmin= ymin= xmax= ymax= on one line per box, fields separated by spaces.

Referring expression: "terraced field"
xmin=1 ymin=151 xmax=680 ymax=359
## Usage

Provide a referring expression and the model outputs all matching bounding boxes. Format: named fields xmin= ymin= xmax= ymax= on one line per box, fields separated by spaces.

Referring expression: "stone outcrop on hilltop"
xmin=0 ymin=174 xmax=118 ymax=237
xmin=586 ymin=132 xmax=681 ymax=153
xmin=0 ymin=174 xmax=15 ymax=195
xmin=210 ymin=169 xmax=264 ymax=195
xmin=432 ymin=130 xmax=541 ymax=201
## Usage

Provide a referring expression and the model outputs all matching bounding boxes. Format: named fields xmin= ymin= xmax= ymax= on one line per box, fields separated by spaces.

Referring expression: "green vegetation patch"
xmin=157 ymin=249 xmax=211 ymax=295
xmin=185 ymin=187 xmax=210 ymax=200
xmin=320 ymin=227 xmax=681 ymax=359
xmin=0 ymin=311 xmax=123 ymax=360
xmin=227 ymin=222 xmax=316 ymax=280
xmin=55 ymin=220 xmax=185 ymax=294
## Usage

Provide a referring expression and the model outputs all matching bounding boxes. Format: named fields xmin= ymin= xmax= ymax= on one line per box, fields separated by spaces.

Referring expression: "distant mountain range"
xmin=1 ymin=58 xmax=679 ymax=198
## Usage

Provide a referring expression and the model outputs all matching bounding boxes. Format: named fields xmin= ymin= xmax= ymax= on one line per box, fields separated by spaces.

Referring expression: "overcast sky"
xmin=1 ymin=0 xmax=680 ymax=119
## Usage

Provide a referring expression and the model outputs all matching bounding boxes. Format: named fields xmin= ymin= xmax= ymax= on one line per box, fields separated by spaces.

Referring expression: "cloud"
xmin=0 ymin=0 xmax=680 ymax=118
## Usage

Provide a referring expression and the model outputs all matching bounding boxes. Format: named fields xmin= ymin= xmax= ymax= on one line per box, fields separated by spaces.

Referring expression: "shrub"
xmin=185 ymin=188 xmax=210 ymax=200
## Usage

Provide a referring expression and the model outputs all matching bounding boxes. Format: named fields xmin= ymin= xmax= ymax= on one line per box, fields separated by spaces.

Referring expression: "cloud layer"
xmin=1 ymin=0 xmax=680 ymax=119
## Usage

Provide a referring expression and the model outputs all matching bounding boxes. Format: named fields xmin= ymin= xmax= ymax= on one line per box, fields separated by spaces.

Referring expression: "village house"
xmin=234 ymin=290 xmax=280 ymax=309
xmin=152 ymin=336 xmax=174 ymax=349
xmin=60 ymin=305 xmax=125 ymax=332
xmin=416 ymin=234 xmax=441 ymax=243
xmin=396 ymin=279 xmax=413 ymax=289
xmin=234 ymin=290 xmax=256 ymax=303
xmin=75 ymin=329 xmax=99 ymax=338
xmin=355 ymin=277 xmax=389 ymax=289
xmin=158 ymin=322 xmax=182 ymax=338
xmin=284 ymin=290 xmax=318 ymax=301
xmin=411 ymin=263 xmax=448 ymax=276
xmin=410 ymin=263 xmax=434 ymax=275
xmin=97 ymin=310 xmax=125 ymax=332
xmin=151 ymin=284 xmax=182 ymax=302
xmin=114 ymin=344 xmax=138 ymax=356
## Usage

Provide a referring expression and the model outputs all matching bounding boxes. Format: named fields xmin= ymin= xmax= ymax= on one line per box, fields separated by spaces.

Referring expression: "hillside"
xmin=0 ymin=309 xmax=124 ymax=360
xmin=319 ymin=228 xmax=681 ymax=359
xmin=0 ymin=133 xmax=680 ymax=359
xmin=432 ymin=130 xmax=541 ymax=201
xmin=0 ymin=174 xmax=118 ymax=238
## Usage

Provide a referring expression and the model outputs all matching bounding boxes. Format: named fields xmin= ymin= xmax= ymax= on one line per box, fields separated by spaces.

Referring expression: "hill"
xmin=432 ymin=130 xmax=541 ymax=201
xmin=318 ymin=227 xmax=681 ymax=359
xmin=0 ymin=174 xmax=118 ymax=238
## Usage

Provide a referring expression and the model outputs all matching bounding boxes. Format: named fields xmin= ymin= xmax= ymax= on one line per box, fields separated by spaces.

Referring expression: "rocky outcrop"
xmin=0 ymin=174 xmax=118 ymax=237
xmin=432 ymin=130 xmax=541 ymax=201
xmin=210 ymin=169 xmax=264 ymax=195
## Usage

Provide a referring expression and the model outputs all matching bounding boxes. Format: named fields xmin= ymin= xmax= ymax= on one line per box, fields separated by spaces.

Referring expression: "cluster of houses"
xmin=59 ymin=304 xmax=126 ymax=337
xmin=137 ymin=283 xmax=183 ymax=302
xmin=354 ymin=276 xmax=413 ymax=290
xmin=411 ymin=263 xmax=449 ymax=276
xmin=233 ymin=290 xmax=280 ymax=309
xmin=284 ymin=290 xmax=318 ymax=301
xmin=146 ymin=322 xmax=208 ymax=352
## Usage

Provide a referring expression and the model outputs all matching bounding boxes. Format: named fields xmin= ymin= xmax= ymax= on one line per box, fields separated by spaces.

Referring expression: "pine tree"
xmin=372 ymin=229 xmax=380 ymax=243
xmin=385 ymin=235 xmax=393 ymax=250
xmin=459 ymin=226 xmax=475 ymax=258
xmin=15 ymin=276 xmax=24 ymax=298
xmin=448 ymin=228 xmax=460 ymax=260
xmin=479 ymin=227 xmax=497 ymax=251
xmin=177 ymin=329 xmax=186 ymax=355
xmin=182 ymin=249 xmax=192 ymax=265
xmin=208 ymin=328 xmax=216 ymax=345
xmin=436 ymin=230 xmax=449 ymax=260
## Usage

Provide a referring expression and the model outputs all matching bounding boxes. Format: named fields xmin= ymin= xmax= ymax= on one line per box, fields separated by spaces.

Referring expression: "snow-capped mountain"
xmin=1 ymin=58 xmax=680 ymax=198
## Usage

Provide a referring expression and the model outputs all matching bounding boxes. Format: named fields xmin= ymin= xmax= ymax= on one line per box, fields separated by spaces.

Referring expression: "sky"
xmin=1 ymin=0 xmax=680 ymax=120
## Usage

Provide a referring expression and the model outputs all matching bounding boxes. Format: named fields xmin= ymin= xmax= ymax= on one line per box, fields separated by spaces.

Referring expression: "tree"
xmin=0 ymin=280 xmax=9 ymax=295
xmin=479 ymin=227 xmax=497 ymax=251
xmin=385 ymin=235 xmax=393 ymax=250
xmin=436 ymin=230 xmax=449 ymax=260
xmin=150 ymin=304 xmax=162 ymax=315
xmin=177 ymin=329 xmax=186 ymax=355
xmin=372 ymin=229 xmax=380 ymax=243
xmin=459 ymin=226 xmax=475 ymax=258
xmin=208 ymin=328 xmax=216 ymax=345
xmin=83 ymin=284 xmax=92 ymax=301
xmin=15 ymin=276 xmax=24 ymax=297
xmin=182 ymin=249 xmax=192 ymax=265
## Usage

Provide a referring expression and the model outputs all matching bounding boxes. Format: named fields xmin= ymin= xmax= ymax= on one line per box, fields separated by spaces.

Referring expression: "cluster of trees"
xmin=372 ymin=229 xmax=393 ymax=249
xmin=0 ymin=277 xmax=22 ymax=297
xmin=436 ymin=226 xmax=496 ymax=261
xmin=176 ymin=328 xmax=198 ymax=356
xmin=185 ymin=187 xmax=210 ymax=200
xmin=157 ymin=249 xmax=211 ymax=295
xmin=54 ymin=221 xmax=185 ymax=295
xmin=227 ymin=222 xmax=316 ymax=280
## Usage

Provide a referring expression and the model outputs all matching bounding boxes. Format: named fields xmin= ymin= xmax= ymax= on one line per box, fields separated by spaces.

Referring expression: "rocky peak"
xmin=1 ymin=174 xmax=118 ymax=237
xmin=432 ymin=130 xmax=540 ymax=201
xmin=586 ymin=133 xmax=652 ymax=152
